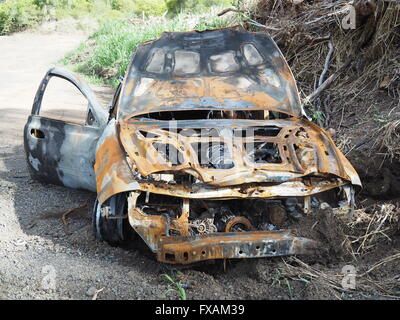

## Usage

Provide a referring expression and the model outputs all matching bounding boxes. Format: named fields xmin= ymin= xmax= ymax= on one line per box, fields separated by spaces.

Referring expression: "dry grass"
xmin=239 ymin=0 xmax=400 ymax=130
xmin=346 ymin=203 xmax=399 ymax=255
xmin=276 ymin=203 xmax=400 ymax=298
xmin=372 ymin=118 xmax=400 ymax=160
xmin=280 ymin=253 xmax=400 ymax=298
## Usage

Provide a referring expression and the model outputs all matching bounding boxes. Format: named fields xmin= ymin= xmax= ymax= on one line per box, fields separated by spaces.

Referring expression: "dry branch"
xmin=319 ymin=41 xmax=335 ymax=87
xmin=247 ymin=19 xmax=282 ymax=31
xmin=217 ymin=7 xmax=242 ymax=16
xmin=62 ymin=202 xmax=88 ymax=235
xmin=361 ymin=252 xmax=400 ymax=276
xmin=304 ymin=59 xmax=352 ymax=104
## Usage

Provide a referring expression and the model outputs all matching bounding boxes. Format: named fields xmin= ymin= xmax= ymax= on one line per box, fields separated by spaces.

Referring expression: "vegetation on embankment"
xmin=0 ymin=0 xmax=232 ymax=35
xmin=61 ymin=7 xmax=240 ymax=86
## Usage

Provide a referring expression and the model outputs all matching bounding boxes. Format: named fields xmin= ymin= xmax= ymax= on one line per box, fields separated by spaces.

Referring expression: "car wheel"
xmin=92 ymin=193 xmax=131 ymax=246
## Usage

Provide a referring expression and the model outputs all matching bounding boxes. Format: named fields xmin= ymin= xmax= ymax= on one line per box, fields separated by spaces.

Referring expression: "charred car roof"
xmin=118 ymin=27 xmax=306 ymax=119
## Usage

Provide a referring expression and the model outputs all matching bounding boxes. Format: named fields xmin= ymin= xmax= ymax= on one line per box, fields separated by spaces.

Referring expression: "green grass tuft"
xmin=163 ymin=273 xmax=187 ymax=300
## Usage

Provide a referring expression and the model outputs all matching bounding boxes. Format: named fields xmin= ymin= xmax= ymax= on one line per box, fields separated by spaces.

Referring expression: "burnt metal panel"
xmin=156 ymin=230 xmax=320 ymax=264
xmin=24 ymin=67 xmax=108 ymax=191
xmin=119 ymin=117 xmax=360 ymax=185
xmin=24 ymin=116 xmax=101 ymax=191
xmin=94 ymin=116 xmax=360 ymax=204
xmin=117 ymin=27 xmax=305 ymax=119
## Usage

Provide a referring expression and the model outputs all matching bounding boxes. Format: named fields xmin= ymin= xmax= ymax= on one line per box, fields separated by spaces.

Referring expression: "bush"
xmin=132 ymin=0 xmax=167 ymax=16
xmin=0 ymin=0 xmax=169 ymax=35
xmin=166 ymin=0 xmax=233 ymax=14
xmin=111 ymin=0 xmax=167 ymax=16
xmin=0 ymin=0 xmax=43 ymax=35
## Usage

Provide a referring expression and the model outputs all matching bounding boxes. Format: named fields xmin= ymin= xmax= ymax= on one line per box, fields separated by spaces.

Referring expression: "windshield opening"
xmin=133 ymin=109 xmax=290 ymax=121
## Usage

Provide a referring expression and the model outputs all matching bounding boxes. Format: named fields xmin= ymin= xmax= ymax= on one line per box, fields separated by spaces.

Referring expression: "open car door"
xmin=24 ymin=67 xmax=109 ymax=191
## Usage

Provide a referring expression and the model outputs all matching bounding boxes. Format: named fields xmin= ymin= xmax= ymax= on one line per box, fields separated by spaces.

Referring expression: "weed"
xmin=162 ymin=273 xmax=187 ymax=300
xmin=271 ymin=268 xmax=295 ymax=298
xmin=311 ymin=110 xmax=326 ymax=126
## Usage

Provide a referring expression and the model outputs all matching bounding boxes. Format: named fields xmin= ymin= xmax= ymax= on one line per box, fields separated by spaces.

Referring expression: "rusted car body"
xmin=24 ymin=27 xmax=361 ymax=264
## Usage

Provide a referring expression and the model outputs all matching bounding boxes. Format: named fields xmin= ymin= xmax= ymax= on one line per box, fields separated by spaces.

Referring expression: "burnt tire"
xmin=92 ymin=193 xmax=132 ymax=247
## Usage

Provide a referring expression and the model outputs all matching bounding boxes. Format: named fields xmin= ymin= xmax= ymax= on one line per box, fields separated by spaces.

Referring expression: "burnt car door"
xmin=24 ymin=67 xmax=109 ymax=191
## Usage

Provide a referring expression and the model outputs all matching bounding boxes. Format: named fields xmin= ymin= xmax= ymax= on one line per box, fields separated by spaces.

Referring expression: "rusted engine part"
xmin=126 ymin=191 xmax=321 ymax=264
xmin=128 ymin=188 xmax=353 ymax=237
xmin=188 ymin=199 xmax=290 ymax=233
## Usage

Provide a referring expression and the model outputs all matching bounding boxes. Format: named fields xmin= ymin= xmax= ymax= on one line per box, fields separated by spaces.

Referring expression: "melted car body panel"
xmin=118 ymin=27 xmax=306 ymax=119
xmin=24 ymin=67 xmax=108 ymax=191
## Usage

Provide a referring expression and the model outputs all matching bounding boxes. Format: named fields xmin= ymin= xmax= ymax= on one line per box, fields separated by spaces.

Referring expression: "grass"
xmin=271 ymin=268 xmax=295 ymax=298
xmin=0 ymin=0 xmax=166 ymax=35
xmin=62 ymin=8 xmax=239 ymax=86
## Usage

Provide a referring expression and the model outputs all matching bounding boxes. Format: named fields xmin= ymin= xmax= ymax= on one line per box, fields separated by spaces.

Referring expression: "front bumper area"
xmin=127 ymin=192 xmax=322 ymax=264
xmin=157 ymin=230 xmax=320 ymax=264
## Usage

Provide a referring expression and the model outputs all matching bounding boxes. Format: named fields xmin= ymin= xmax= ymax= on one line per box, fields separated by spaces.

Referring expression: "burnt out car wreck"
xmin=24 ymin=27 xmax=361 ymax=264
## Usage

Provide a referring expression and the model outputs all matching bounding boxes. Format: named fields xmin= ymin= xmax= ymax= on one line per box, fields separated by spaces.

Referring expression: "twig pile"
xmin=274 ymin=203 xmax=400 ymax=297
xmin=239 ymin=0 xmax=400 ymax=130
xmin=346 ymin=203 xmax=399 ymax=255
xmin=280 ymin=253 xmax=400 ymax=297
